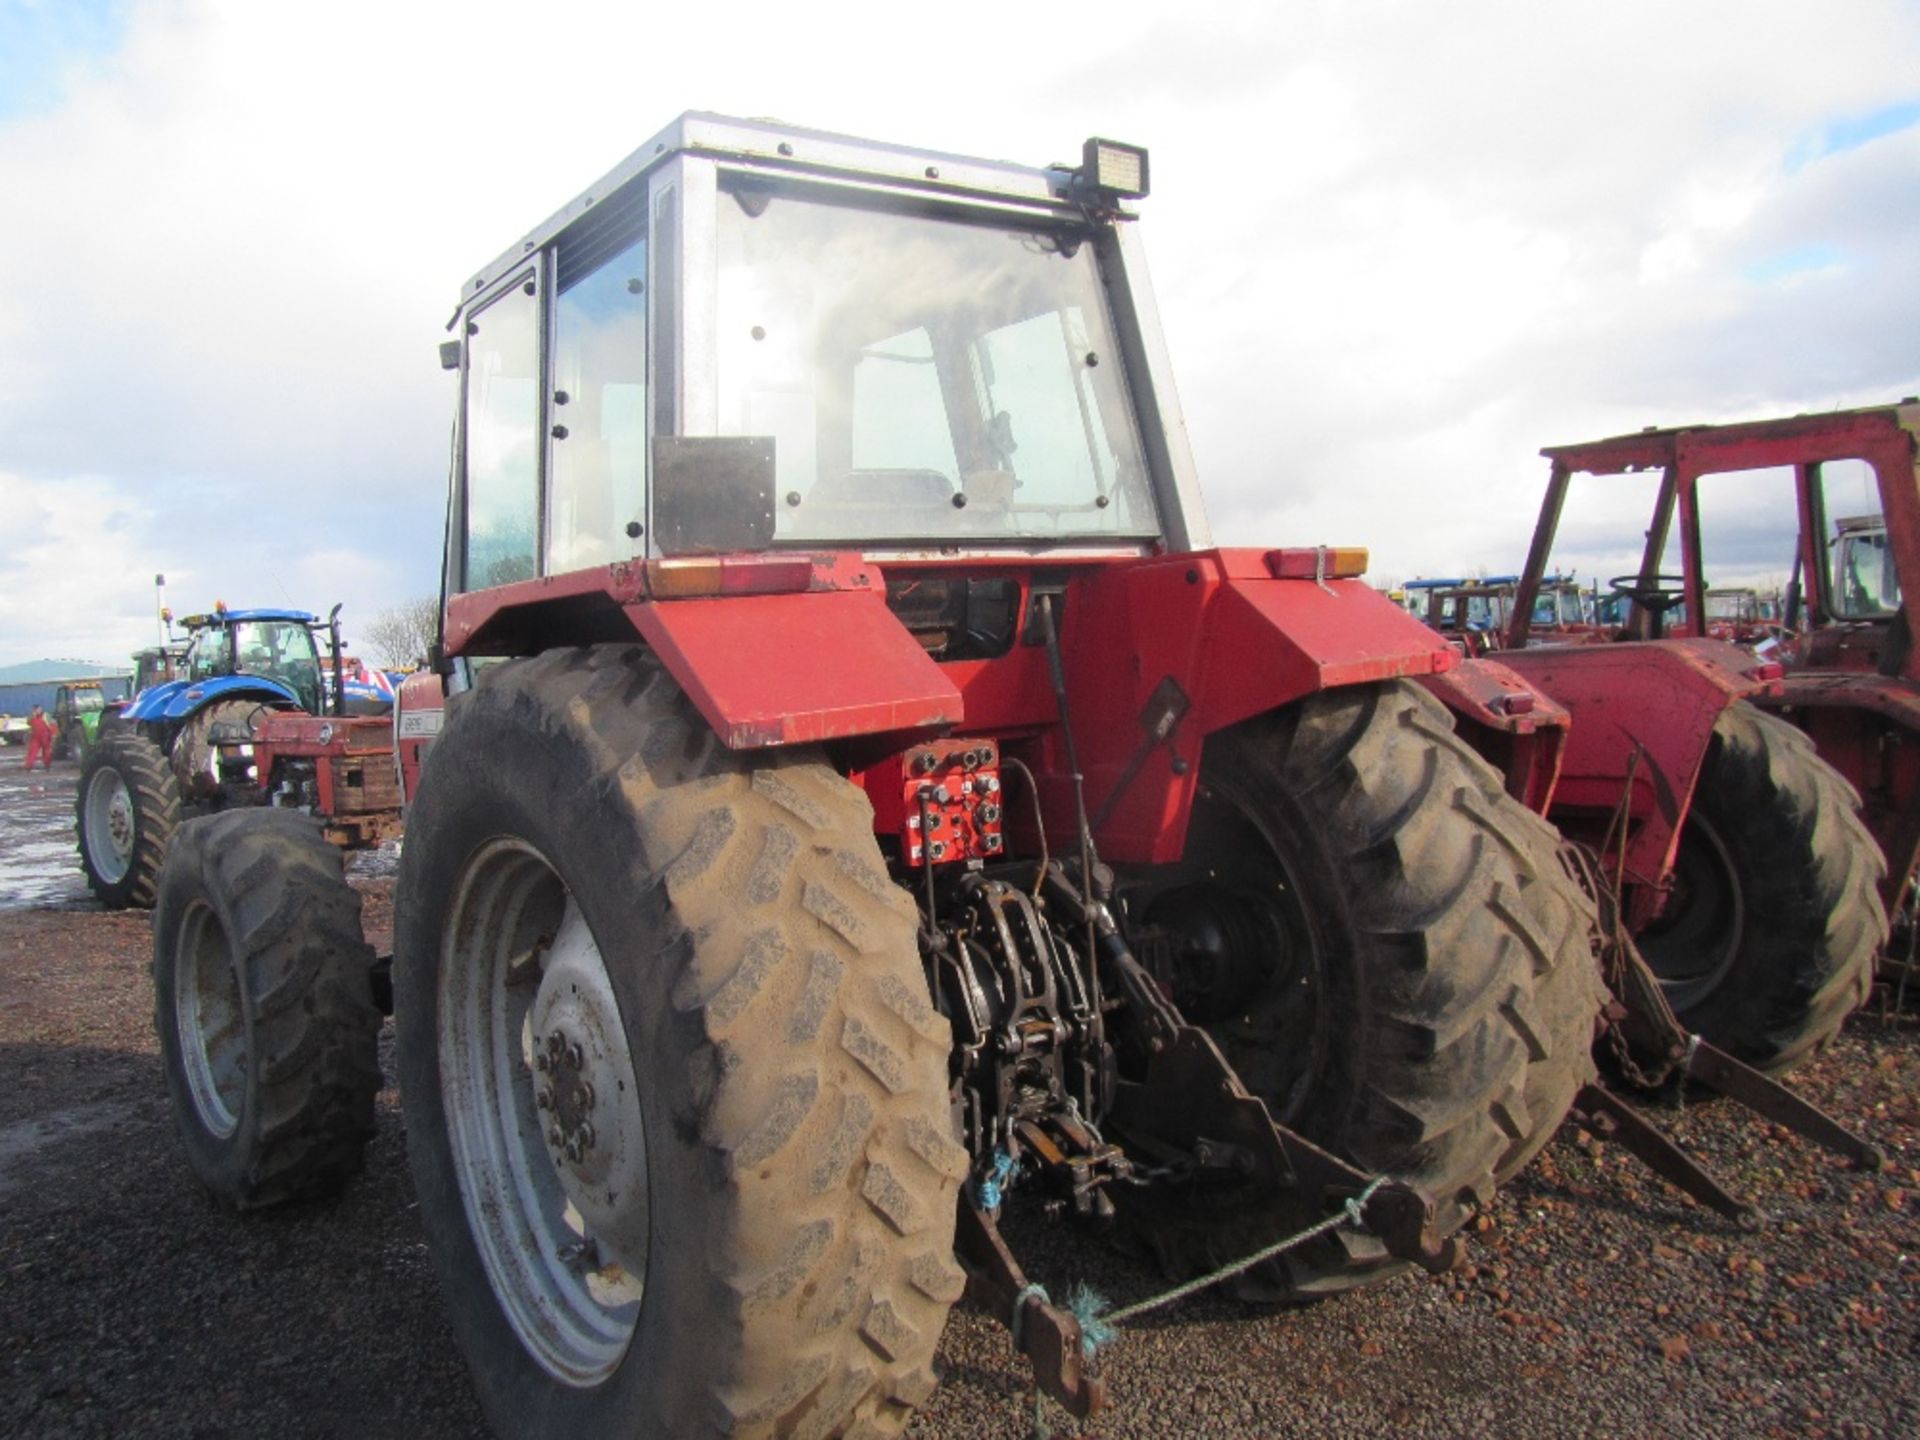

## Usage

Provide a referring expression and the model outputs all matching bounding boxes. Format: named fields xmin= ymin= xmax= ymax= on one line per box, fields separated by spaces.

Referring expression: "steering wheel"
xmin=1607 ymin=573 xmax=1688 ymax=615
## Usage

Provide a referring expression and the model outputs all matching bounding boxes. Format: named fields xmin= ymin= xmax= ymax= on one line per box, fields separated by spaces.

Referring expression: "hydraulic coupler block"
xmin=890 ymin=739 xmax=1004 ymax=867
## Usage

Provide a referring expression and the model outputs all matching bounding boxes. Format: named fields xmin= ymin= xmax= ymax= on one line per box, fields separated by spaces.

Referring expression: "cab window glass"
xmin=465 ymin=279 xmax=540 ymax=589
xmin=186 ymin=628 xmax=231 ymax=682
xmin=550 ymin=237 xmax=648 ymax=571
xmin=1819 ymin=460 xmax=1896 ymax=618
xmin=234 ymin=621 xmax=323 ymax=712
xmin=1689 ymin=467 xmax=1796 ymax=630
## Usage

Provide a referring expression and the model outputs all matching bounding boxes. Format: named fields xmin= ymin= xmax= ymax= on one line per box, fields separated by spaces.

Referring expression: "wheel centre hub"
xmin=526 ymin=909 xmax=649 ymax=1267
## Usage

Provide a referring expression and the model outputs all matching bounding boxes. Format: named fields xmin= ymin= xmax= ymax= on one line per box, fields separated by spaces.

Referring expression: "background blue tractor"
xmin=76 ymin=605 xmax=348 ymax=908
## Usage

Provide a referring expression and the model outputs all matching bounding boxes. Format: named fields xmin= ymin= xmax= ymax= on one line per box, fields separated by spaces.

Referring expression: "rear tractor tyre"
xmin=172 ymin=698 xmax=271 ymax=799
xmin=1126 ymin=679 xmax=1588 ymax=1298
xmin=1635 ymin=702 xmax=1886 ymax=1074
xmin=152 ymin=809 xmax=382 ymax=1207
xmin=76 ymin=731 xmax=181 ymax=909
xmin=395 ymin=645 xmax=965 ymax=1439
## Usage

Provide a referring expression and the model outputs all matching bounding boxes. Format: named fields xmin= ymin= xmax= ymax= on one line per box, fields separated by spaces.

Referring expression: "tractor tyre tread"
xmin=1138 ymin=680 xmax=1587 ymax=1299
xmin=1655 ymin=701 xmax=1885 ymax=1073
xmin=76 ymin=731 xmax=182 ymax=909
xmin=152 ymin=808 xmax=382 ymax=1208
xmin=399 ymin=645 xmax=960 ymax=1439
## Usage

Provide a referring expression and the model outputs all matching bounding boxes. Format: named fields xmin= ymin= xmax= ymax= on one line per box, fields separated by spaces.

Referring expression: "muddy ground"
xmin=1 ymin=745 xmax=1915 ymax=1438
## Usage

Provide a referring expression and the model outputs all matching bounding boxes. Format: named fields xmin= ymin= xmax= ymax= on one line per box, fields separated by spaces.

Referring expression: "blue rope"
xmin=972 ymin=1148 xmax=1017 ymax=1211
xmin=1012 ymin=1179 xmax=1390 ymax=1437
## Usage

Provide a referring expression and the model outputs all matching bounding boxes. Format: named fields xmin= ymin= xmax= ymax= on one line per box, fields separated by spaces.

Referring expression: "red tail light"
xmin=645 ymin=555 xmax=816 ymax=599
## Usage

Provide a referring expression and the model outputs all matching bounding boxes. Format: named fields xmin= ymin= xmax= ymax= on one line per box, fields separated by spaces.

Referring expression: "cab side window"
xmin=465 ymin=277 xmax=541 ymax=589
xmin=549 ymin=237 xmax=648 ymax=571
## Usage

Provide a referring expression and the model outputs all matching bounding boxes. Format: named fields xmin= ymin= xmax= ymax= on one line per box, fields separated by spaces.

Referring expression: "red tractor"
xmin=1475 ymin=410 xmax=1906 ymax=1075
xmin=140 ymin=118 xmax=1870 ymax=1437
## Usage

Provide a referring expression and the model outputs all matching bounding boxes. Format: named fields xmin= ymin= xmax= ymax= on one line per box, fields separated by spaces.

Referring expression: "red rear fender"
xmin=1057 ymin=552 xmax=1456 ymax=863
xmin=1497 ymin=638 xmax=1780 ymax=896
xmin=627 ymin=590 xmax=961 ymax=749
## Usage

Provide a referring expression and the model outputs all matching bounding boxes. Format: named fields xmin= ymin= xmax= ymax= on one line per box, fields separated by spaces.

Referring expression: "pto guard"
xmin=626 ymin=590 xmax=960 ymax=749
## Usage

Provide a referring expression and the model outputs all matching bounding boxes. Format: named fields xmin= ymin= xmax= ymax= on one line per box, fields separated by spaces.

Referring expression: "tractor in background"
xmin=1503 ymin=405 xmax=1918 ymax=988
xmin=74 ymin=603 xmax=388 ymax=907
xmin=1451 ymin=410 xmax=1907 ymax=1081
xmin=50 ymin=681 xmax=106 ymax=761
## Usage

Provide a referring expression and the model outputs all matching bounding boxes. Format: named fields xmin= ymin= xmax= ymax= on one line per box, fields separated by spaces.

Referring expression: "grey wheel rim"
xmin=439 ymin=839 xmax=646 ymax=1386
xmin=83 ymin=765 xmax=135 ymax=883
xmin=174 ymin=899 xmax=247 ymax=1139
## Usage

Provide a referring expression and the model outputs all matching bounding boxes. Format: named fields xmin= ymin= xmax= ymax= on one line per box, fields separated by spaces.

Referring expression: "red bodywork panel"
xmin=1496 ymin=638 xmax=1779 ymax=922
xmin=441 ymin=546 xmax=1453 ymax=866
xmin=248 ymin=712 xmax=404 ymax=848
xmin=395 ymin=670 xmax=446 ymax=806
xmin=627 ymin=592 xmax=959 ymax=749
xmin=1419 ymin=657 xmax=1570 ymax=816
xmin=1757 ymin=673 xmax=1920 ymax=910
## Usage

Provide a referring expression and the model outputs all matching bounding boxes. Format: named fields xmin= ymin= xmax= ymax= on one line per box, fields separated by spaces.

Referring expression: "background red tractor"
xmin=1433 ymin=410 xmax=1903 ymax=1083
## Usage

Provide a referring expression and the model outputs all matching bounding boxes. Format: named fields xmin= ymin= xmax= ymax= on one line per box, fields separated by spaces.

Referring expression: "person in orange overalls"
xmin=24 ymin=704 xmax=57 ymax=771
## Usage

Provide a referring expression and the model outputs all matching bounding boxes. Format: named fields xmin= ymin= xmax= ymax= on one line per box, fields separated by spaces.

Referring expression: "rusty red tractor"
xmin=1500 ymin=406 xmax=1914 ymax=996
xmin=142 ymin=118 xmax=1877 ymax=1437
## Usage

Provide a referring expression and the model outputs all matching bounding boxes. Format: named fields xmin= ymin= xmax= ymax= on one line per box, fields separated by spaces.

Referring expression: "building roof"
xmin=0 ymin=658 xmax=134 ymax=684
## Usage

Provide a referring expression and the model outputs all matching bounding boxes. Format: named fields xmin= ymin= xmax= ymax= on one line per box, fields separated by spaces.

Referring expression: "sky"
xmin=1 ymin=0 xmax=1916 ymax=663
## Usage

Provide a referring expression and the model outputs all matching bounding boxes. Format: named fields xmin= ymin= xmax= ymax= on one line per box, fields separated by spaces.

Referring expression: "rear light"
xmin=645 ymin=555 xmax=816 ymax=599
xmin=1745 ymin=661 xmax=1785 ymax=683
xmin=1501 ymin=691 xmax=1536 ymax=716
xmin=1264 ymin=546 xmax=1369 ymax=581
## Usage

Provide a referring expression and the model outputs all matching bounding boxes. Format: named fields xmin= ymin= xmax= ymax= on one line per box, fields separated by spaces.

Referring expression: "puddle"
xmin=0 ymin=753 xmax=90 ymax=911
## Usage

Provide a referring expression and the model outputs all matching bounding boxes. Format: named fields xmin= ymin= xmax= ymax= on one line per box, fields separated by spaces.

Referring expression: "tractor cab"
xmin=129 ymin=607 xmax=328 ymax=724
xmin=1830 ymin=514 xmax=1900 ymax=619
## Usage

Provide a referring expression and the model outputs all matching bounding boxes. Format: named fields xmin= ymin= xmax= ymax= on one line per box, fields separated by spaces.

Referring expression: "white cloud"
xmin=2 ymin=0 xmax=1918 ymax=660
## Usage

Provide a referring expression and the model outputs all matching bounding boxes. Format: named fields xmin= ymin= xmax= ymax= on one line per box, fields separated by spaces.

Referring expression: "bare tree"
xmin=360 ymin=596 xmax=440 ymax=668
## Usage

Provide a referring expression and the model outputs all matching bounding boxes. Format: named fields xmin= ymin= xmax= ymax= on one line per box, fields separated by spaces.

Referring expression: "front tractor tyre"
xmin=152 ymin=809 xmax=383 ymax=1207
xmin=1636 ymin=701 xmax=1886 ymax=1074
xmin=395 ymin=646 xmax=966 ymax=1439
xmin=76 ymin=731 xmax=181 ymax=909
xmin=1130 ymin=680 xmax=1592 ymax=1297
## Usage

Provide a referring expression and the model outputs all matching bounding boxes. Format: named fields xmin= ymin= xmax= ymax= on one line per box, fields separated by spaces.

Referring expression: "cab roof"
xmin=461 ymin=111 xmax=1096 ymax=306
xmin=180 ymin=608 xmax=318 ymax=628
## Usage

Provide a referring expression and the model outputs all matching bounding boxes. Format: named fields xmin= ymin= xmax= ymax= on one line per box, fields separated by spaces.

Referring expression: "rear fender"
xmin=443 ymin=556 xmax=963 ymax=751
xmin=625 ymin=591 xmax=960 ymax=749
xmin=1419 ymin=657 xmax=1570 ymax=815
xmin=1060 ymin=550 xmax=1456 ymax=863
xmin=148 ymin=675 xmax=297 ymax=724
xmin=1497 ymin=638 xmax=1780 ymax=903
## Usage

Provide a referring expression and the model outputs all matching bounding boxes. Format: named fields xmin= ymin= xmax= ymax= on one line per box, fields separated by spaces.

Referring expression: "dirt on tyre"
xmin=171 ymin=697 xmax=272 ymax=799
xmin=1636 ymin=701 xmax=1886 ymax=1074
xmin=152 ymin=808 xmax=383 ymax=1207
xmin=76 ymin=731 xmax=181 ymax=909
xmin=1122 ymin=679 xmax=1580 ymax=1298
xmin=395 ymin=646 xmax=966 ymax=1439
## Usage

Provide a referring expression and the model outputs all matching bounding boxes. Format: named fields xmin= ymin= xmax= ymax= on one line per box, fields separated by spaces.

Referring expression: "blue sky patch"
xmin=1787 ymin=99 xmax=1920 ymax=172
xmin=0 ymin=0 xmax=130 ymax=122
xmin=1744 ymin=242 xmax=1847 ymax=284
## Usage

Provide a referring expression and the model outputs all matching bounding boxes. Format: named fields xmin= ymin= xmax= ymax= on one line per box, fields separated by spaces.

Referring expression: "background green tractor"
xmin=51 ymin=682 xmax=106 ymax=761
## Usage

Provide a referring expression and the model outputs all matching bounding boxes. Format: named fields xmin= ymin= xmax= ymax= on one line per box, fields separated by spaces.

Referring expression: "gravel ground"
xmin=1 ymin=746 xmax=1915 ymax=1438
